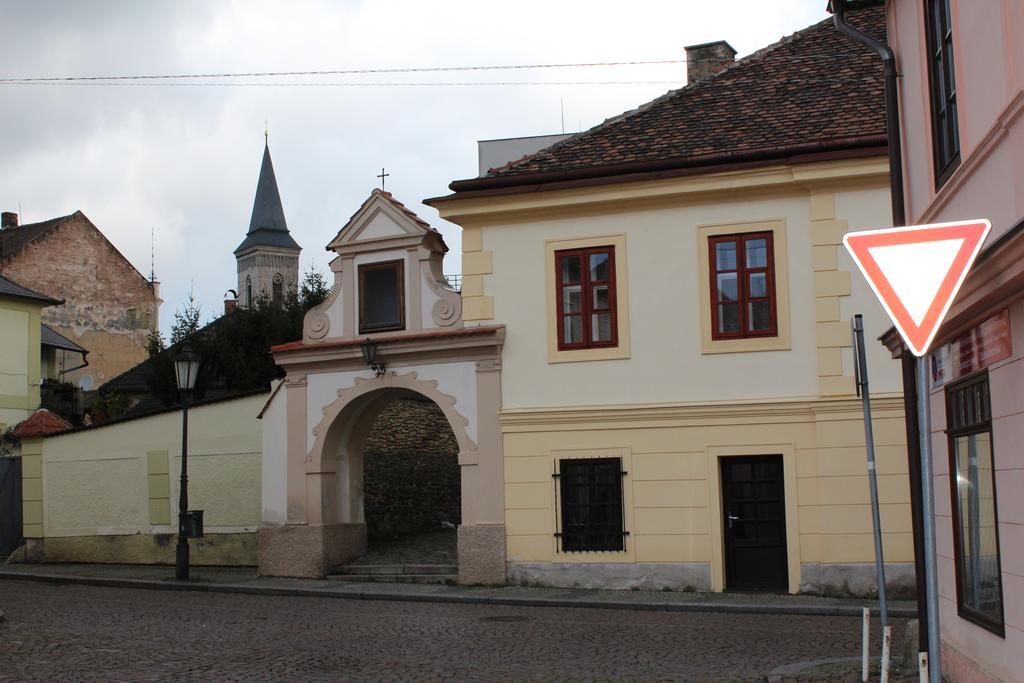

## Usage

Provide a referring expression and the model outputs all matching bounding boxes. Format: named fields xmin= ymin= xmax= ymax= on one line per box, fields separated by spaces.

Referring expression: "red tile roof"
xmin=11 ymin=409 xmax=72 ymax=439
xmin=449 ymin=7 xmax=885 ymax=192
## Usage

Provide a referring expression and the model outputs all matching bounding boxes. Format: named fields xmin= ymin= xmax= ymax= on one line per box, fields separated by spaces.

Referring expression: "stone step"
xmin=326 ymin=573 xmax=457 ymax=585
xmin=331 ymin=564 xmax=458 ymax=576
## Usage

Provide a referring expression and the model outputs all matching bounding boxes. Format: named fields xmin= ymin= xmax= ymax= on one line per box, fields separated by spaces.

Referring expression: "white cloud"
xmin=0 ymin=0 xmax=828 ymax=334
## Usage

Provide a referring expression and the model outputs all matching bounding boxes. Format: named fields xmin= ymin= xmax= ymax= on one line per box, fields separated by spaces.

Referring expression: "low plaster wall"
xmin=23 ymin=532 xmax=256 ymax=566
xmin=24 ymin=393 xmax=266 ymax=566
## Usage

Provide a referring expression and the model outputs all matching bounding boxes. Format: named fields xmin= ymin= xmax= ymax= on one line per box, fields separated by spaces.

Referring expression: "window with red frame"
xmin=709 ymin=232 xmax=777 ymax=339
xmin=555 ymin=246 xmax=617 ymax=350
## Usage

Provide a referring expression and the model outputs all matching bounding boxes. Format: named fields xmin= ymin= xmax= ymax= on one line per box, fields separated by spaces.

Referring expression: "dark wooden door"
xmin=721 ymin=455 xmax=788 ymax=592
xmin=0 ymin=458 xmax=23 ymax=557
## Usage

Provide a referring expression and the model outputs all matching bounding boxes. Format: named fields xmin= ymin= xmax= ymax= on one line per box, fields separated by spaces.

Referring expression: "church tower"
xmin=234 ymin=140 xmax=301 ymax=307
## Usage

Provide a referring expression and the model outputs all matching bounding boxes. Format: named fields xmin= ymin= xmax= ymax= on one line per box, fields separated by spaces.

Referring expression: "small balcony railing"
xmin=444 ymin=274 xmax=462 ymax=293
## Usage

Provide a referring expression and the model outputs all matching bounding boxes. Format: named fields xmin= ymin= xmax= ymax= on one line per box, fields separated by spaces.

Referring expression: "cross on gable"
xmin=377 ymin=167 xmax=390 ymax=190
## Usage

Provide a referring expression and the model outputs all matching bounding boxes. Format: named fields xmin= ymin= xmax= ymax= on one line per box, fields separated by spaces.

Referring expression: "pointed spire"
xmin=248 ymin=141 xmax=288 ymax=235
xmin=234 ymin=139 xmax=300 ymax=255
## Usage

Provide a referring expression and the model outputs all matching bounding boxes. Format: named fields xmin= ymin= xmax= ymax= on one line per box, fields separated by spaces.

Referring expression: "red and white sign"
xmin=842 ymin=219 xmax=991 ymax=356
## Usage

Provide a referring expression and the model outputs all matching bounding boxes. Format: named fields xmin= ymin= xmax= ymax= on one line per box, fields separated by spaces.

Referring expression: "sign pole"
xmin=852 ymin=314 xmax=888 ymax=629
xmin=916 ymin=355 xmax=941 ymax=683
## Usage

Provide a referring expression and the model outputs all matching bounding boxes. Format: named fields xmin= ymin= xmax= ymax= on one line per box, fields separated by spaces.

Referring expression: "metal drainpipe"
xmin=832 ymin=0 xmax=906 ymax=228
xmin=834 ymin=1 xmax=934 ymax=674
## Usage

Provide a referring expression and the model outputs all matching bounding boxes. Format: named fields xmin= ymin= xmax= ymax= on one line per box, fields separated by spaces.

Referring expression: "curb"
xmin=0 ymin=570 xmax=918 ymax=618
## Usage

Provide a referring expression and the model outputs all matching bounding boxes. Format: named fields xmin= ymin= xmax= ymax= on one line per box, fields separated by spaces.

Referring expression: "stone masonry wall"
xmin=236 ymin=249 xmax=299 ymax=307
xmin=363 ymin=398 xmax=460 ymax=541
xmin=0 ymin=213 xmax=160 ymax=388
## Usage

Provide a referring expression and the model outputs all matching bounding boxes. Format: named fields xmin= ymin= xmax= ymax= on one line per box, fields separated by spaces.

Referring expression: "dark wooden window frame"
xmin=945 ymin=370 xmax=1005 ymax=637
xmin=708 ymin=231 xmax=778 ymax=340
xmin=553 ymin=457 xmax=627 ymax=552
xmin=358 ymin=259 xmax=405 ymax=334
xmin=554 ymin=246 xmax=618 ymax=351
xmin=925 ymin=0 xmax=961 ymax=188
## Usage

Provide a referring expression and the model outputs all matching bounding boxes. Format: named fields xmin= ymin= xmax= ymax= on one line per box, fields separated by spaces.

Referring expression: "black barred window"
xmin=558 ymin=458 xmax=625 ymax=552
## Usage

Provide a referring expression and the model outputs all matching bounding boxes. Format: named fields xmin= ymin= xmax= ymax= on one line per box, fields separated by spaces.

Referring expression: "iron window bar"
xmin=552 ymin=459 xmax=628 ymax=552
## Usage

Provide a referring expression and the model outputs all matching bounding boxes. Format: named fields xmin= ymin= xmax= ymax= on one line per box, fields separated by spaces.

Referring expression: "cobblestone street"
xmin=0 ymin=579 xmax=903 ymax=682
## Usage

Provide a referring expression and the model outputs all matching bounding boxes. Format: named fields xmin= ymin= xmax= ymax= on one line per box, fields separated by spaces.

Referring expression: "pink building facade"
xmin=885 ymin=0 xmax=1024 ymax=680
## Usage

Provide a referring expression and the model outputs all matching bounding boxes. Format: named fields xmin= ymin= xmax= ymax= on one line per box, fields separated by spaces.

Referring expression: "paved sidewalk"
xmin=0 ymin=562 xmax=917 ymax=617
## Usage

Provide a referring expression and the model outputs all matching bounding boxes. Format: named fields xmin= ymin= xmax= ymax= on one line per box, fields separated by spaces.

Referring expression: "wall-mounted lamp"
xmin=360 ymin=337 xmax=386 ymax=377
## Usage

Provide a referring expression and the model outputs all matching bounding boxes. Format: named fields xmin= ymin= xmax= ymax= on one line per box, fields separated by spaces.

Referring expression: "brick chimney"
xmin=224 ymin=298 xmax=237 ymax=314
xmin=1 ymin=212 xmax=17 ymax=229
xmin=685 ymin=41 xmax=737 ymax=83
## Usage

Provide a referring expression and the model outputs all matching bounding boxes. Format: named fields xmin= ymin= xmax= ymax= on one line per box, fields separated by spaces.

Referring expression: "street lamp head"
xmin=359 ymin=337 xmax=386 ymax=377
xmin=173 ymin=342 xmax=201 ymax=392
xmin=360 ymin=337 xmax=377 ymax=366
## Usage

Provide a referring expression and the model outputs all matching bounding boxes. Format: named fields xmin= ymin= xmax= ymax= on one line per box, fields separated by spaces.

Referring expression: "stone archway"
xmin=259 ymin=327 xmax=506 ymax=584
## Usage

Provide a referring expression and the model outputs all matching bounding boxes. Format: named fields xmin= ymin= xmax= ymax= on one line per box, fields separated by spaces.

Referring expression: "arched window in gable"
xmin=273 ymin=272 xmax=284 ymax=307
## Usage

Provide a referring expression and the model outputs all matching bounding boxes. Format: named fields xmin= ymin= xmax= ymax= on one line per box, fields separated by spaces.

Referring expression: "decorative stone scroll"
xmin=424 ymin=270 xmax=463 ymax=327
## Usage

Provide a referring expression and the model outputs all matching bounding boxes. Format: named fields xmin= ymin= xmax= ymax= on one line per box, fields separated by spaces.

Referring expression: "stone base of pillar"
xmin=457 ymin=524 xmax=506 ymax=585
xmin=258 ymin=523 xmax=367 ymax=578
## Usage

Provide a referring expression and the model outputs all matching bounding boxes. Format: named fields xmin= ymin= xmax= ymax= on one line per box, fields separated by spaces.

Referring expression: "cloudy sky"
xmin=1 ymin=1 xmax=828 ymax=335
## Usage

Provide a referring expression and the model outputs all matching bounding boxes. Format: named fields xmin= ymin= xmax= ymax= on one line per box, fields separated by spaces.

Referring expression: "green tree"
xmin=146 ymin=329 xmax=166 ymax=358
xmin=299 ymin=268 xmax=331 ymax=309
xmin=170 ymin=292 xmax=201 ymax=345
xmin=144 ymin=269 xmax=333 ymax=403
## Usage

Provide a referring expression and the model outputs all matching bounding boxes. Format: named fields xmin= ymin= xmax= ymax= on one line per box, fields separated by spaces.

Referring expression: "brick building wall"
xmin=363 ymin=398 xmax=460 ymax=540
xmin=0 ymin=212 xmax=160 ymax=389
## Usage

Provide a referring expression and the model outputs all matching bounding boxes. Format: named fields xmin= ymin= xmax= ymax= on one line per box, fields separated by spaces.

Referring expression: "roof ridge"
xmin=372 ymin=188 xmax=434 ymax=230
xmin=7 ymin=212 xmax=76 ymax=231
xmin=484 ymin=13 xmax=872 ymax=179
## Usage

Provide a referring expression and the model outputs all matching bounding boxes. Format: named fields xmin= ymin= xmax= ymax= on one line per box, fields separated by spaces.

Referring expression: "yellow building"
xmin=0 ymin=274 xmax=60 ymax=432
xmin=422 ymin=6 xmax=913 ymax=594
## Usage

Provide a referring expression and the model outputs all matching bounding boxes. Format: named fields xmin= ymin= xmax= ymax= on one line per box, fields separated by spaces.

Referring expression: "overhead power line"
xmin=0 ymin=59 xmax=689 ymax=83
xmin=0 ymin=53 xmax=876 ymax=87
xmin=1 ymin=79 xmax=684 ymax=88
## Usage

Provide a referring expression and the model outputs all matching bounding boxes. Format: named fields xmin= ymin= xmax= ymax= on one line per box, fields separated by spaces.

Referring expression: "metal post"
xmin=175 ymin=392 xmax=190 ymax=581
xmin=853 ymin=315 xmax=888 ymax=627
xmin=881 ymin=625 xmax=893 ymax=683
xmin=862 ymin=607 xmax=870 ymax=683
xmin=916 ymin=356 xmax=941 ymax=683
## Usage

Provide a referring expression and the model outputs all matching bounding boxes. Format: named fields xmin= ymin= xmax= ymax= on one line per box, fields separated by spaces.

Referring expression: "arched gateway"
xmin=258 ymin=190 xmax=505 ymax=583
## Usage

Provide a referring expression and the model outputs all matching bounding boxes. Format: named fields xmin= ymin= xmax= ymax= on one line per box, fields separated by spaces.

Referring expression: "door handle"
xmin=727 ymin=513 xmax=740 ymax=529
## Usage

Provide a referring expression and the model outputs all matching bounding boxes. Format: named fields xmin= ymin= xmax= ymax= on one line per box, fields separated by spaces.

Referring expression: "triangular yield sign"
xmin=843 ymin=219 xmax=991 ymax=356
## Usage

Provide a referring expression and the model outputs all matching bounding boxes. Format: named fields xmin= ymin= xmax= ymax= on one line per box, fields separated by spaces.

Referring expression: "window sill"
xmin=548 ymin=345 xmax=630 ymax=364
xmin=956 ymin=606 xmax=1005 ymax=639
xmin=701 ymin=334 xmax=790 ymax=355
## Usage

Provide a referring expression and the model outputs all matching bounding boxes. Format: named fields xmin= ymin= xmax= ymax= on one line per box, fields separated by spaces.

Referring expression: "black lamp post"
xmin=360 ymin=337 xmax=386 ymax=377
xmin=173 ymin=342 xmax=200 ymax=580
